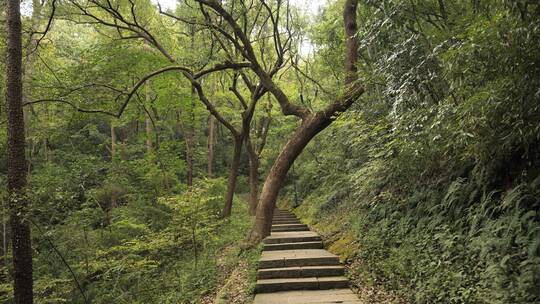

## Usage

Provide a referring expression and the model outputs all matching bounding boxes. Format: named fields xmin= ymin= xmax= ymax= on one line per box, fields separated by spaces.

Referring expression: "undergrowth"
xmin=1 ymin=178 xmax=256 ymax=304
xmin=290 ymin=165 xmax=540 ymax=303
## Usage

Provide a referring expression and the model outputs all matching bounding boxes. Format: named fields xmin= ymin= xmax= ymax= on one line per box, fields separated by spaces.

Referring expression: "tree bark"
xmin=186 ymin=87 xmax=196 ymax=187
xmin=145 ymin=116 xmax=152 ymax=153
xmin=145 ymin=83 xmax=152 ymax=153
xmin=0 ymin=215 xmax=7 ymax=283
xmin=186 ymin=26 xmax=197 ymax=187
xmin=251 ymin=0 xmax=361 ymax=242
xmin=111 ymin=123 xmax=117 ymax=159
xmin=44 ymin=138 xmax=49 ymax=162
xmin=246 ymin=137 xmax=259 ymax=215
xmin=6 ymin=0 xmax=33 ymax=300
xmin=252 ymin=114 xmax=334 ymax=240
xmin=222 ymin=136 xmax=243 ymax=217
xmin=344 ymin=0 xmax=359 ymax=85
xmin=207 ymin=115 xmax=215 ymax=176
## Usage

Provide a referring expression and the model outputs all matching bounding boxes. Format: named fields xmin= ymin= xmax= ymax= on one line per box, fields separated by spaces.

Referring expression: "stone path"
xmin=253 ymin=209 xmax=361 ymax=304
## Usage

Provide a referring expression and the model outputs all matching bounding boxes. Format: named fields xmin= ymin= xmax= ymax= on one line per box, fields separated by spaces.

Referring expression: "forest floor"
xmin=199 ymin=195 xmax=260 ymax=304
xmin=203 ymin=243 xmax=257 ymax=304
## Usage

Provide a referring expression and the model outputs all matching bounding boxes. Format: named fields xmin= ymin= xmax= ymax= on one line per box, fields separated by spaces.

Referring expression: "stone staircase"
xmin=253 ymin=209 xmax=361 ymax=303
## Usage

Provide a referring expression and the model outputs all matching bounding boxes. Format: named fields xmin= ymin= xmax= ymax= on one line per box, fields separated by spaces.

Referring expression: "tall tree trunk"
xmin=0 ymin=214 xmax=7 ymax=283
xmin=44 ymin=138 xmax=49 ymax=162
xmin=207 ymin=115 xmax=215 ymax=176
xmin=111 ymin=123 xmax=116 ymax=159
xmin=222 ymin=136 xmax=243 ymax=217
xmin=186 ymin=26 xmax=197 ymax=186
xmin=344 ymin=0 xmax=359 ymax=85
xmin=438 ymin=0 xmax=447 ymax=20
xmin=110 ymin=123 xmax=117 ymax=208
xmin=176 ymin=108 xmax=195 ymax=186
xmin=186 ymin=87 xmax=196 ymax=187
xmin=145 ymin=83 xmax=152 ymax=153
xmin=246 ymin=137 xmax=259 ymax=215
xmin=6 ymin=0 xmax=33 ymax=300
xmin=145 ymin=117 xmax=152 ymax=153
xmin=251 ymin=0 xmax=361 ymax=242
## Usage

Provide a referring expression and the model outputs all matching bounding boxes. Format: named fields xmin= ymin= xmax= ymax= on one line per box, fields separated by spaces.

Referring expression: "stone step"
xmin=271 ymin=227 xmax=310 ymax=232
xmin=273 ymin=216 xmax=297 ymax=221
xmin=256 ymin=211 xmax=360 ymax=302
xmin=264 ymin=231 xmax=322 ymax=244
xmin=255 ymin=276 xmax=349 ymax=293
xmin=272 ymin=223 xmax=308 ymax=229
xmin=272 ymin=223 xmax=302 ymax=227
xmin=271 ymin=226 xmax=310 ymax=232
xmin=272 ymin=220 xmax=301 ymax=225
xmin=272 ymin=223 xmax=309 ymax=230
xmin=273 ymin=212 xmax=295 ymax=215
xmin=258 ymin=249 xmax=339 ymax=269
xmin=253 ymin=289 xmax=362 ymax=304
xmin=257 ymin=265 xmax=345 ymax=279
xmin=264 ymin=241 xmax=324 ymax=251
xmin=273 ymin=209 xmax=292 ymax=214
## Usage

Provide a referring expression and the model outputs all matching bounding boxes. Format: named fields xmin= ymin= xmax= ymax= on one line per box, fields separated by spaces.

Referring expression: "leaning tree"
xmin=191 ymin=0 xmax=364 ymax=241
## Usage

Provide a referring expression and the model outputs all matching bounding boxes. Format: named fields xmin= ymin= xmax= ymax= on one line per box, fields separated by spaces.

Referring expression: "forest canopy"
xmin=1 ymin=0 xmax=539 ymax=303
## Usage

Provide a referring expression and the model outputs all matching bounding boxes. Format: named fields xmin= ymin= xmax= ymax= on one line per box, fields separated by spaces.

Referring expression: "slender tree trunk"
xmin=1 ymin=218 xmax=6 ymax=261
xmin=0 ymin=214 xmax=7 ymax=283
xmin=145 ymin=117 xmax=152 ymax=153
xmin=44 ymin=138 xmax=49 ymax=162
xmin=186 ymin=88 xmax=196 ymax=187
xmin=110 ymin=123 xmax=117 ymax=208
xmin=438 ymin=0 xmax=447 ymax=20
xmin=246 ymin=137 xmax=260 ymax=215
xmin=251 ymin=0 xmax=361 ymax=242
xmin=207 ymin=115 xmax=215 ymax=176
xmin=222 ymin=136 xmax=243 ymax=217
xmin=176 ymin=108 xmax=194 ymax=186
xmin=27 ymin=139 xmax=35 ymax=175
xmin=6 ymin=0 xmax=33 ymax=300
xmin=344 ymin=0 xmax=359 ymax=85
xmin=186 ymin=27 xmax=197 ymax=186
xmin=145 ymin=83 xmax=152 ymax=153
xmin=111 ymin=123 xmax=116 ymax=159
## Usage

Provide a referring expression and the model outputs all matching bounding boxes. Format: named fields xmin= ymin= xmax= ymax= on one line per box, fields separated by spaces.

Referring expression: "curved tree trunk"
xmin=6 ymin=0 xmax=33 ymax=300
xmin=252 ymin=114 xmax=333 ymax=240
xmin=251 ymin=0 xmax=361 ymax=242
xmin=222 ymin=136 xmax=243 ymax=217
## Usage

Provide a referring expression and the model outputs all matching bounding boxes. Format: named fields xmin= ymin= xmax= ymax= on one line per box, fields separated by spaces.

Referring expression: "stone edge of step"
xmin=255 ymin=276 xmax=349 ymax=293
xmin=263 ymin=241 xmax=324 ymax=251
xmin=257 ymin=265 xmax=345 ymax=279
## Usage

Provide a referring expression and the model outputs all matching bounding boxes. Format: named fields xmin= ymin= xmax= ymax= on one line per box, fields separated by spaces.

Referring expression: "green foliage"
xmin=1 ymin=0 xmax=538 ymax=302
xmin=1 ymin=178 xmax=253 ymax=304
xmin=289 ymin=1 xmax=540 ymax=303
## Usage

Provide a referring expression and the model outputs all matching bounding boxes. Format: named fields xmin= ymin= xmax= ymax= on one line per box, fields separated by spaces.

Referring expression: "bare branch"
xmin=23 ymin=99 xmax=118 ymax=116
xmin=25 ymin=61 xmax=250 ymax=119
xmin=30 ymin=0 xmax=57 ymax=54
xmin=195 ymin=0 xmax=310 ymax=118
